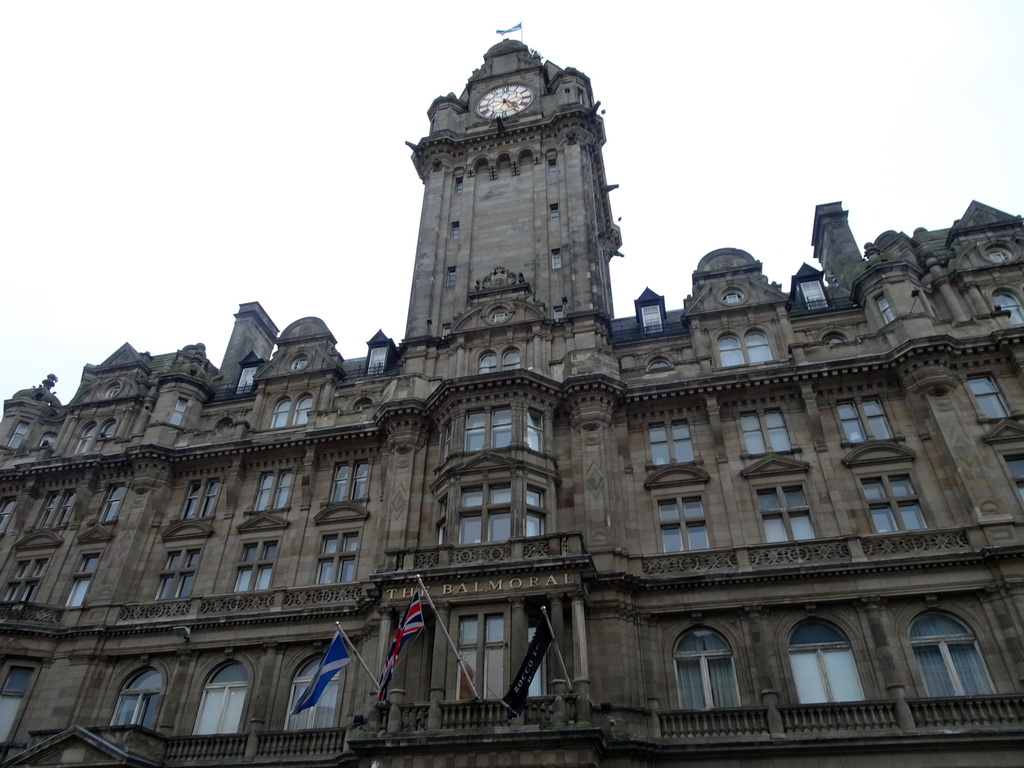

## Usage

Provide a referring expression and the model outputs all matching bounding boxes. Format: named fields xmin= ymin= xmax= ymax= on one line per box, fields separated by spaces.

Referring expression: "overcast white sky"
xmin=2 ymin=1 xmax=1022 ymax=404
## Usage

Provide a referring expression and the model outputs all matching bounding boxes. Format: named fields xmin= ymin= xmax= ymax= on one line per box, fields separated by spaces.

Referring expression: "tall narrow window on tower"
xmin=451 ymin=221 xmax=460 ymax=238
xmin=549 ymin=204 xmax=559 ymax=221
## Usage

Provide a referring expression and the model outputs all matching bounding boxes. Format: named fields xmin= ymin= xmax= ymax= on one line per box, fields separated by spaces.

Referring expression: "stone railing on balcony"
xmin=386 ymin=533 xmax=588 ymax=573
xmin=117 ymin=584 xmax=364 ymax=625
xmin=0 ymin=601 xmax=64 ymax=626
xmin=641 ymin=527 xmax=975 ymax=578
xmin=378 ymin=693 xmax=573 ymax=734
xmin=656 ymin=695 xmax=1024 ymax=741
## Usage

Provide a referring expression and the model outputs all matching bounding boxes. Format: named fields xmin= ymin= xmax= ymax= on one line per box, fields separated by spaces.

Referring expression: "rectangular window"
xmin=740 ymin=411 xmax=790 ymax=454
xmin=181 ymin=480 xmax=219 ymax=519
xmin=0 ymin=667 xmax=32 ymax=741
xmin=317 ymin=533 xmax=359 ymax=583
xmin=234 ymin=541 xmax=277 ymax=592
xmin=455 ymin=176 xmax=464 ymax=193
xmin=757 ymin=487 xmax=813 ymax=542
xmin=550 ymin=249 xmax=562 ymax=269
xmin=254 ymin=472 xmax=293 ymax=511
xmin=457 ymin=614 xmax=505 ymax=699
xmin=236 ymin=366 xmax=256 ymax=395
xmin=798 ymin=281 xmax=828 ymax=310
xmin=465 ymin=413 xmax=486 ymax=451
xmin=490 ymin=409 xmax=512 ymax=449
xmin=38 ymin=490 xmax=76 ymax=528
xmin=876 ymin=295 xmax=895 ymax=323
xmin=649 ymin=422 xmax=693 ymax=465
xmin=156 ymin=549 xmax=200 ymax=599
xmin=549 ymin=203 xmax=559 ymax=221
xmin=547 ymin=157 xmax=557 ymax=174
xmin=170 ymin=398 xmax=188 ymax=426
xmin=330 ymin=460 xmax=368 ymax=502
xmin=367 ymin=346 xmax=387 ymax=375
xmin=100 ymin=485 xmax=125 ymax=522
xmin=0 ymin=499 xmax=14 ymax=533
xmin=553 ymin=306 xmax=565 ymax=321
xmin=4 ymin=559 xmax=47 ymax=602
xmin=526 ymin=411 xmax=543 ymax=452
xmin=968 ymin=377 xmax=1008 ymax=419
xmin=861 ymin=475 xmax=925 ymax=532
xmin=837 ymin=398 xmax=891 ymax=443
xmin=7 ymin=422 xmax=28 ymax=450
xmin=441 ymin=323 xmax=452 ymax=338
xmin=1005 ymin=456 xmax=1024 ymax=502
xmin=451 ymin=221 xmax=460 ymax=238
xmin=446 ymin=266 xmax=457 ymax=286
xmin=459 ymin=484 xmax=515 ymax=544
xmin=66 ymin=554 xmax=100 ymax=607
xmin=525 ymin=487 xmax=545 ymax=537
xmin=658 ymin=497 xmax=708 ymax=552
xmin=641 ymin=304 xmax=663 ymax=333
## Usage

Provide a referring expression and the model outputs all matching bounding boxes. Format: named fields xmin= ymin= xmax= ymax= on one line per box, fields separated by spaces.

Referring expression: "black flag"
xmin=501 ymin=619 xmax=553 ymax=718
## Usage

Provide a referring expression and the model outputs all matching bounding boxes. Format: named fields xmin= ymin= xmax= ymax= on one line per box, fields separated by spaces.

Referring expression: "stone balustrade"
xmin=387 ymin=532 xmax=588 ymax=573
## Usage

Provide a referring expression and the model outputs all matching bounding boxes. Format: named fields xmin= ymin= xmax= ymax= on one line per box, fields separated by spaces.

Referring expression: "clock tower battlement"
xmin=403 ymin=42 xmax=622 ymax=384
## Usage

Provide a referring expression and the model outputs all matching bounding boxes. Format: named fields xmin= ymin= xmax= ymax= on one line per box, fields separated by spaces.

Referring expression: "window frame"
xmin=155 ymin=549 xmax=201 ymax=600
xmin=875 ymin=294 xmax=895 ymax=323
xmin=787 ymin=620 xmax=864 ymax=703
xmin=860 ymin=474 xmax=925 ymax=533
xmin=0 ymin=499 xmax=14 ymax=534
xmin=7 ymin=422 xmax=29 ymax=450
xmin=194 ymin=663 xmax=248 ymax=735
xmin=100 ymin=485 xmax=126 ymax=523
xmin=967 ymin=376 xmax=1009 ymax=420
xmin=0 ymin=666 xmax=33 ymax=741
xmin=658 ymin=496 xmax=709 ymax=552
xmin=674 ymin=628 xmax=740 ymax=709
xmin=4 ymin=558 xmax=47 ymax=602
xmin=458 ymin=484 xmax=513 ymax=544
xmin=909 ymin=612 xmax=994 ymax=697
xmin=718 ymin=331 xmax=773 ymax=367
xmin=234 ymin=540 xmax=277 ymax=592
xmin=66 ymin=553 xmax=100 ymax=607
xmin=757 ymin=486 xmax=814 ymax=542
xmin=456 ymin=611 xmax=506 ymax=700
xmin=649 ymin=422 xmax=694 ymax=465
xmin=254 ymin=471 xmax=294 ymax=512
xmin=169 ymin=398 xmax=188 ymax=427
xmin=836 ymin=398 xmax=892 ymax=443
xmin=111 ymin=668 xmax=162 ymax=729
xmin=38 ymin=489 xmax=76 ymax=529
xmin=330 ymin=461 xmax=369 ymax=503
xmin=181 ymin=479 xmax=220 ymax=519
xmin=739 ymin=410 xmax=790 ymax=454
xmin=992 ymin=291 xmax=1024 ymax=324
xmin=317 ymin=532 xmax=359 ymax=584
xmin=75 ymin=423 xmax=97 ymax=454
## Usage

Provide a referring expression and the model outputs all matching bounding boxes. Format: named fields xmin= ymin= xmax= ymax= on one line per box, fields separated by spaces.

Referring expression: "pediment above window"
xmin=740 ymin=454 xmax=810 ymax=479
xmin=841 ymin=442 xmax=916 ymax=467
xmin=237 ymin=512 xmax=290 ymax=533
xmin=983 ymin=419 xmax=1024 ymax=445
xmin=314 ymin=502 xmax=369 ymax=525
xmin=76 ymin=524 xmax=115 ymax=544
xmin=14 ymin=530 xmax=62 ymax=551
xmin=644 ymin=464 xmax=710 ymax=490
xmin=1 ymin=725 xmax=159 ymax=768
xmin=160 ymin=519 xmax=214 ymax=541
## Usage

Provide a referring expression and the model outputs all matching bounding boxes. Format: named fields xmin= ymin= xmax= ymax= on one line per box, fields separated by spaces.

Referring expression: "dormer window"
xmin=798 ymin=280 xmax=828 ymax=311
xmin=235 ymin=351 xmax=263 ymax=395
xmin=634 ymin=288 xmax=667 ymax=335
xmin=365 ymin=330 xmax=397 ymax=377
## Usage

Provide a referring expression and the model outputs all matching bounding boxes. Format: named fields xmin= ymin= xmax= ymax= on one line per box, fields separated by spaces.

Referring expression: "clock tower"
xmin=402 ymin=40 xmax=621 ymax=380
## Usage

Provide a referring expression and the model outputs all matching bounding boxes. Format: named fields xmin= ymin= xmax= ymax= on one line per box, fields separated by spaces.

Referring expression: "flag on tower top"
xmin=496 ymin=23 xmax=522 ymax=35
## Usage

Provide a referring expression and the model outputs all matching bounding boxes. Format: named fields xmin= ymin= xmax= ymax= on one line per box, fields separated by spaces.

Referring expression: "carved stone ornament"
xmin=475 ymin=266 xmax=526 ymax=291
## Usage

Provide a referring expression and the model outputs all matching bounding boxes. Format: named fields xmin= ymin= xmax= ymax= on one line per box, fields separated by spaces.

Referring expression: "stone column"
xmin=571 ymin=594 xmax=591 ymax=721
xmin=159 ymin=649 xmax=196 ymax=734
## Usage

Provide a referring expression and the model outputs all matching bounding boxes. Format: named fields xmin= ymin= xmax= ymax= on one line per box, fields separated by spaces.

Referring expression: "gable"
xmin=983 ymin=419 xmax=1024 ymax=446
xmin=644 ymin=465 xmax=710 ymax=490
xmin=15 ymin=530 xmax=63 ymax=551
xmin=740 ymin=455 xmax=810 ymax=479
xmin=3 ymin=725 xmax=164 ymax=768
xmin=314 ymin=502 xmax=370 ymax=525
xmin=160 ymin=519 xmax=214 ymax=542
xmin=841 ymin=442 xmax=916 ymax=468
xmin=236 ymin=512 xmax=291 ymax=533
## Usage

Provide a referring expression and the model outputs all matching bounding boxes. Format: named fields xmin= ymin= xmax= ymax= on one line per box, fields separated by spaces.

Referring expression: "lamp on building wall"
xmin=173 ymin=625 xmax=191 ymax=642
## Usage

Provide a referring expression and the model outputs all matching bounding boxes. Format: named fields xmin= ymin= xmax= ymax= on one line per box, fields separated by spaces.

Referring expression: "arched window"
xmin=823 ymin=333 xmax=846 ymax=346
xmin=293 ymin=396 xmax=313 ymax=426
xmin=647 ymin=357 xmax=672 ymax=371
xmin=111 ymin=668 xmax=162 ymax=728
xmin=479 ymin=353 xmax=497 ymax=374
xmin=194 ymin=663 xmax=248 ymax=735
xmin=993 ymin=292 xmax=1024 ymax=325
xmin=718 ymin=335 xmax=744 ymax=367
xmin=286 ymin=657 xmax=340 ymax=730
xmin=787 ymin=621 xmax=863 ymax=703
xmin=910 ymin=613 xmax=993 ymax=696
xmin=39 ymin=433 xmax=57 ymax=448
xmin=271 ymin=399 xmax=292 ymax=429
xmin=674 ymin=629 xmax=739 ymax=709
xmin=745 ymin=331 xmax=772 ymax=363
xmin=501 ymin=349 xmax=521 ymax=371
xmin=718 ymin=332 xmax=773 ymax=366
xmin=75 ymin=424 xmax=97 ymax=454
xmin=98 ymin=420 xmax=117 ymax=440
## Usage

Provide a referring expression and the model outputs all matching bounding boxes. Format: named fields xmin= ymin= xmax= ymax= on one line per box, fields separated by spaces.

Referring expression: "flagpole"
xmin=541 ymin=606 xmax=573 ymax=693
xmin=336 ymin=621 xmax=380 ymax=693
xmin=415 ymin=574 xmax=480 ymax=699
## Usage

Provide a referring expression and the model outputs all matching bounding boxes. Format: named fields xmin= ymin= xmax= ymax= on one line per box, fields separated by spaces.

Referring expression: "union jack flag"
xmin=377 ymin=590 xmax=425 ymax=701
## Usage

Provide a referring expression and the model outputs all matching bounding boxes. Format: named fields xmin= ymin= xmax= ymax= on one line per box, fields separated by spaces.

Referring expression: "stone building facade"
xmin=1 ymin=40 xmax=1023 ymax=767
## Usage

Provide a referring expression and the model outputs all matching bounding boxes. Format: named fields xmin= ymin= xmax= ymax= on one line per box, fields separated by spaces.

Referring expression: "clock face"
xmin=477 ymin=83 xmax=534 ymax=119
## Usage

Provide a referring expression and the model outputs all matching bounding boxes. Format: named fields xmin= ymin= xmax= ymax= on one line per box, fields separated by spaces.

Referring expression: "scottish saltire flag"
xmin=377 ymin=591 xmax=425 ymax=701
xmin=292 ymin=630 xmax=351 ymax=714
xmin=496 ymin=22 xmax=522 ymax=35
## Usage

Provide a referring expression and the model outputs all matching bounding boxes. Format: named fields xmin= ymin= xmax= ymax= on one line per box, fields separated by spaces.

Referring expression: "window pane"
xmin=790 ymin=651 xmax=828 ymax=703
xmin=822 ymin=649 xmax=863 ymax=701
xmin=861 ymin=480 xmax=885 ymax=500
xmin=763 ymin=517 xmax=787 ymax=543
xmin=889 ymin=476 xmax=914 ymax=497
xmin=913 ymin=645 xmax=955 ymax=696
xmin=687 ymin=523 xmax=708 ymax=550
xmin=871 ymin=507 xmax=897 ymax=533
xmin=488 ymin=513 xmax=511 ymax=541
xmin=526 ymin=513 xmax=544 ymax=537
xmin=460 ymin=516 xmax=482 ymax=544
xmin=676 ymin=659 xmax=706 ymax=708
xmin=662 ymin=527 xmax=682 ymax=553
xmin=784 ymin=487 xmax=806 ymax=507
xmin=649 ymin=425 xmax=669 ymax=465
xmin=790 ymin=514 xmax=814 ymax=540
xmin=898 ymin=504 xmax=925 ymax=530
xmin=658 ymin=500 xmax=678 ymax=521
xmin=758 ymin=490 xmax=780 ymax=511
xmin=489 ymin=486 xmax=512 ymax=504
xmin=708 ymin=657 xmax=739 ymax=707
